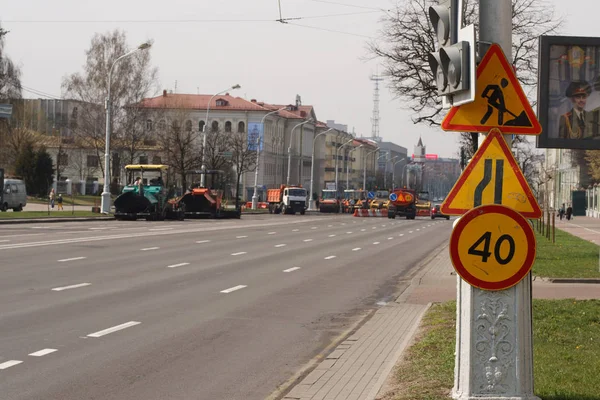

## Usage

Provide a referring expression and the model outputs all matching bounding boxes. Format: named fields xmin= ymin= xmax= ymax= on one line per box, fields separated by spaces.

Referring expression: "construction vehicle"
xmin=342 ymin=189 xmax=367 ymax=213
xmin=267 ymin=184 xmax=307 ymax=215
xmin=319 ymin=189 xmax=341 ymax=213
xmin=387 ymin=188 xmax=417 ymax=219
xmin=369 ymin=190 xmax=389 ymax=210
xmin=176 ymin=170 xmax=241 ymax=219
xmin=415 ymin=191 xmax=432 ymax=217
xmin=114 ymin=165 xmax=185 ymax=221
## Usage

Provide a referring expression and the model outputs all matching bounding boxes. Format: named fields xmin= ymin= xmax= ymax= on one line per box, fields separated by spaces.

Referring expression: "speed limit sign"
xmin=449 ymin=204 xmax=536 ymax=291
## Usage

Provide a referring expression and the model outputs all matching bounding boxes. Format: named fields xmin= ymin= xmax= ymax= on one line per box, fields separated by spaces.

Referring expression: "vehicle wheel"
xmin=431 ymin=216 xmax=435 ymax=219
xmin=14 ymin=205 xmax=22 ymax=212
xmin=446 ymin=216 xmax=450 ymax=220
xmin=391 ymin=214 xmax=396 ymax=219
xmin=268 ymin=205 xmax=273 ymax=214
xmin=275 ymin=207 xmax=281 ymax=214
xmin=0 ymin=203 xmax=7 ymax=212
xmin=300 ymin=209 xmax=305 ymax=215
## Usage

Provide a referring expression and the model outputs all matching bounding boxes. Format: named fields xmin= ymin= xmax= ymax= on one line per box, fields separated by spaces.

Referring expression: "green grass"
xmin=380 ymin=300 xmax=600 ymax=400
xmin=533 ymin=227 xmax=600 ymax=278
xmin=0 ymin=211 xmax=105 ymax=219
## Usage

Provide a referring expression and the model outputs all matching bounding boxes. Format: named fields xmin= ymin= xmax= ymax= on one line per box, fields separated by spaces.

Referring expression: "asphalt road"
xmin=0 ymin=214 xmax=452 ymax=400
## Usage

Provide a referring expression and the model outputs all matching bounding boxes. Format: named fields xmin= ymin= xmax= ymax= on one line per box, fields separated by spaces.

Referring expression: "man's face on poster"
xmin=571 ymin=93 xmax=588 ymax=111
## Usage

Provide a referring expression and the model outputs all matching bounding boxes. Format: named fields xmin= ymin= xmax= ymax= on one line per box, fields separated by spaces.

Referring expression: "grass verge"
xmin=379 ymin=300 xmax=600 ymax=400
xmin=533 ymin=227 xmax=600 ymax=278
xmin=27 ymin=195 xmax=103 ymax=206
xmin=0 ymin=211 xmax=104 ymax=219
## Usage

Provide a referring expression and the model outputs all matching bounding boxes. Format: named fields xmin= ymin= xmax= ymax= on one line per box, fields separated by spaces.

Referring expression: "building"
xmin=544 ymin=148 xmax=589 ymax=212
xmin=407 ymin=137 xmax=460 ymax=199
xmin=376 ymin=141 xmax=408 ymax=189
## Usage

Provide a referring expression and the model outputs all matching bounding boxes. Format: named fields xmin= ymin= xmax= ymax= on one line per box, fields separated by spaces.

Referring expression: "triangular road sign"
xmin=442 ymin=44 xmax=541 ymax=135
xmin=441 ymin=128 xmax=542 ymax=218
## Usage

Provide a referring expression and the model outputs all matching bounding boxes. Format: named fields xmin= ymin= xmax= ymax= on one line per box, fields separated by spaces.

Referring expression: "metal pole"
xmin=363 ymin=148 xmax=379 ymax=190
xmin=200 ymin=84 xmax=241 ymax=188
xmin=335 ymin=138 xmax=354 ymax=191
xmin=309 ymin=128 xmax=333 ymax=210
xmin=252 ymin=107 xmax=286 ymax=209
xmin=287 ymin=119 xmax=312 ymax=186
xmin=392 ymin=158 xmax=405 ymax=189
xmin=345 ymin=145 xmax=363 ymax=190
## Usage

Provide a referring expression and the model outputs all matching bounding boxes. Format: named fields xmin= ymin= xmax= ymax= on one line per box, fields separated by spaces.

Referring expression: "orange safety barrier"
xmin=353 ymin=209 xmax=388 ymax=217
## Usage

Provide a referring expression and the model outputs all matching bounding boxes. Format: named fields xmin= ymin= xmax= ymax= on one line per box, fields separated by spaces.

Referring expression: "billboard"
xmin=247 ymin=122 xmax=264 ymax=152
xmin=538 ymin=35 xmax=600 ymax=149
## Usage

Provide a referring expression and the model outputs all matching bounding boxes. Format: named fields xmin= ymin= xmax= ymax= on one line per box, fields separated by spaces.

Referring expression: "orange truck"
xmin=267 ymin=185 xmax=308 ymax=215
xmin=387 ymin=188 xmax=417 ymax=219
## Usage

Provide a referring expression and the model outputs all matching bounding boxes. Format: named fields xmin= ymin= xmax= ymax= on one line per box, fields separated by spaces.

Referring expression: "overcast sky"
xmin=1 ymin=0 xmax=596 ymax=158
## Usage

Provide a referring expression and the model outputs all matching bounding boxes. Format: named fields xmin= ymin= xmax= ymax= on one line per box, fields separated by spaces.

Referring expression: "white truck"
xmin=267 ymin=185 xmax=307 ymax=215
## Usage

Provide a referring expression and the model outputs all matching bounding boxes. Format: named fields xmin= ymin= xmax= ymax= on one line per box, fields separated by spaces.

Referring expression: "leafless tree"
xmin=204 ymin=127 xmax=233 ymax=174
xmin=0 ymin=25 xmax=21 ymax=100
xmin=62 ymin=30 xmax=158 ymax=180
xmin=369 ymin=0 xmax=562 ymax=151
xmin=230 ymin=130 xmax=257 ymax=207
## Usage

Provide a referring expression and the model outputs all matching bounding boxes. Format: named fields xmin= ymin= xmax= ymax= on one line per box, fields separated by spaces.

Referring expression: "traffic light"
xmin=427 ymin=1 xmax=475 ymax=105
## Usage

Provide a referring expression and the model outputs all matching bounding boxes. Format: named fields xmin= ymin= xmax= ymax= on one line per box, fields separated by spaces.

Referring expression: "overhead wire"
xmin=286 ymin=22 xmax=374 ymax=39
xmin=305 ymin=0 xmax=387 ymax=11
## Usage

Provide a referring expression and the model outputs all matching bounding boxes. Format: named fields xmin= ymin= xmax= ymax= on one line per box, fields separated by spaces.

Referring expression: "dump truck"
xmin=267 ymin=185 xmax=307 ymax=215
xmin=176 ymin=170 xmax=241 ymax=219
xmin=114 ymin=164 xmax=184 ymax=221
xmin=387 ymin=188 xmax=417 ymax=219
xmin=319 ymin=189 xmax=341 ymax=213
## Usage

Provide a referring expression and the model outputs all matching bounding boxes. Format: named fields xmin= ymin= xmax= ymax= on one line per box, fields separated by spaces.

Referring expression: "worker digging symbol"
xmin=480 ymin=78 xmax=532 ymax=127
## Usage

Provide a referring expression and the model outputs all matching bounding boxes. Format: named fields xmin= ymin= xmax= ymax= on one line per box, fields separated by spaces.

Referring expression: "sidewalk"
xmin=280 ymin=222 xmax=600 ymax=400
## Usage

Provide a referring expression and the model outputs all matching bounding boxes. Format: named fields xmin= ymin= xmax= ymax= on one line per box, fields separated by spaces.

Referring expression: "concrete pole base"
xmin=100 ymin=191 xmax=111 ymax=214
xmin=251 ymin=197 xmax=258 ymax=210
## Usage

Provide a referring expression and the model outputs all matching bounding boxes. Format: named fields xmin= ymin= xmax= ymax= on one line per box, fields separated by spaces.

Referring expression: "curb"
xmin=545 ymin=278 xmax=600 ymax=284
xmin=0 ymin=217 xmax=114 ymax=225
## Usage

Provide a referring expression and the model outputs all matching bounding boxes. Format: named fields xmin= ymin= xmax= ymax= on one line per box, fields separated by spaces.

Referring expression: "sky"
xmin=1 ymin=0 xmax=597 ymax=158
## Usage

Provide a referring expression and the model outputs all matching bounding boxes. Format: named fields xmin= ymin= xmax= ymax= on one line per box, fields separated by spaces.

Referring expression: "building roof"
xmin=417 ymin=136 xmax=424 ymax=147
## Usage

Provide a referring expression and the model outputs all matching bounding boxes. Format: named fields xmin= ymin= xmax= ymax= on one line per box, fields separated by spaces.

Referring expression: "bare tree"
xmin=62 ymin=30 xmax=158 ymax=181
xmin=204 ymin=127 xmax=233 ymax=173
xmin=369 ymin=0 xmax=562 ymax=151
xmin=0 ymin=24 xmax=21 ymax=100
xmin=230 ymin=130 xmax=257 ymax=207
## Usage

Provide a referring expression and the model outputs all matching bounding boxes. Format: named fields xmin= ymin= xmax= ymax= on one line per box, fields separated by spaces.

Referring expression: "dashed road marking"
xmin=29 ymin=349 xmax=57 ymax=357
xmin=328 ymin=225 xmax=333 ymax=227
xmin=311 ymin=227 xmax=317 ymax=230
xmin=328 ymin=234 xmax=336 ymax=237
xmin=409 ymin=231 xmax=413 ymax=234
xmin=346 ymin=231 xmax=353 ymax=234
xmin=141 ymin=247 xmax=159 ymax=251
xmin=360 ymin=229 xmax=366 ymax=232
xmin=352 ymin=247 xmax=361 ymax=251
xmin=373 ymin=242 xmax=380 ymax=245
xmin=268 ymin=232 xmax=276 ymax=235
xmin=196 ymin=240 xmax=210 ymax=244
xmin=0 ymin=360 xmax=22 ymax=370
xmin=292 ymin=229 xmax=299 ymax=232
xmin=57 ymin=256 xmax=87 ymax=263
xmin=399 ymin=234 xmax=404 ymax=237
xmin=416 ymin=229 xmax=420 ymax=231
xmin=236 ymin=235 xmax=248 ymax=239
xmin=167 ymin=262 xmax=190 ymax=269
xmin=324 ymin=255 xmax=337 ymax=260
xmin=52 ymin=283 xmax=91 ymax=292
xmin=87 ymin=321 xmax=141 ymax=338
xmin=275 ymin=244 xmax=287 ymax=248
xmin=388 ymin=237 xmax=393 ymax=240
xmin=149 ymin=227 xmax=173 ymax=231
xmin=231 ymin=252 xmax=247 ymax=256
xmin=220 ymin=285 xmax=247 ymax=293
xmin=303 ymin=239 xmax=313 ymax=242
xmin=283 ymin=267 xmax=301 ymax=273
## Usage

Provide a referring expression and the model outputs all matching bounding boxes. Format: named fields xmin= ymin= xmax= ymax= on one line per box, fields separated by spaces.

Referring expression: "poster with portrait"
xmin=537 ymin=35 xmax=600 ymax=149
xmin=247 ymin=122 xmax=264 ymax=152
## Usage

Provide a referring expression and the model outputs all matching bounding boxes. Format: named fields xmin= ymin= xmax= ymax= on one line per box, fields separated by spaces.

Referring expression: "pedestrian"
xmin=57 ymin=194 xmax=63 ymax=211
xmin=49 ymin=188 xmax=55 ymax=209
xmin=566 ymin=204 xmax=573 ymax=221
xmin=559 ymin=203 xmax=565 ymax=220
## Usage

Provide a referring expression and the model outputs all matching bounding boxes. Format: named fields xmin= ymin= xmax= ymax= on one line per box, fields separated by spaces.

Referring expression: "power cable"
xmin=286 ymin=22 xmax=374 ymax=39
xmin=305 ymin=0 xmax=387 ymax=11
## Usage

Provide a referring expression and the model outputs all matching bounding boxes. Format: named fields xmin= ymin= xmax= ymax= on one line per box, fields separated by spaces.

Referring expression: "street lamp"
xmin=346 ymin=145 xmax=363 ymax=190
xmin=335 ymin=138 xmax=354 ymax=191
xmin=385 ymin=155 xmax=399 ymax=189
xmin=252 ymin=106 xmax=287 ymax=209
xmin=101 ymin=41 xmax=152 ymax=215
xmin=308 ymin=127 xmax=334 ymax=210
xmin=392 ymin=158 xmax=406 ymax=189
xmin=363 ymin=147 xmax=379 ymax=191
xmin=287 ymin=118 xmax=313 ymax=186
xmin=200 ymin=84 xmax=241 ymax=187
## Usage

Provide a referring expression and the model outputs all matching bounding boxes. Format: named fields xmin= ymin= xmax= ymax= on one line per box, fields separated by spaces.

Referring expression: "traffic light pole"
xmin=451 ymin=1 xmax=539 ymax=399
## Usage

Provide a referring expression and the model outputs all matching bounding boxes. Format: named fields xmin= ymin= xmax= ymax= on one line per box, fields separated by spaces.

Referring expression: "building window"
xmin=238 ymin=121 xmax=245 ymax=133
xmin=211 ymin=121 xmax=219 ymax=132
xmin=58 ymin=153 xmax=69 ymax=166
xmin=158 ymin=119 xmax=166 ymax=131
xmin=215 ymin=98 xmax=228 ymax=106
xmin=225 ymin=121 xmax=232 ymax=132
xmin=172 ymin=120 xmax=180 ymax=131
xmin=146 ymin=119 xmax=153 ymax=131
xmin=152 ymin=156 xmax=162 ymax=164
xmin=199 ymin=120 xmax=205 ymax=132
xmin=185 ymin=120 xmax=192 ymax=132
xmin=87 ymin=155 xmax=99 ymax=168
xmin=139 ymin=156 xmax=148 ymax=164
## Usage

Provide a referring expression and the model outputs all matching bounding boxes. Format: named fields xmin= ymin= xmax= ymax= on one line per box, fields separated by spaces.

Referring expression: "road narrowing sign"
xmin=441 ymin=128 xmax=542 ymax=218
xmin=441 ymin=44 xmax=541 ymax=135
xmin=449 ymin=204 xmax=536 ymax=291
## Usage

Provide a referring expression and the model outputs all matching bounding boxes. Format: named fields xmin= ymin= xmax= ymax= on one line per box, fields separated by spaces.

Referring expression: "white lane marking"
xmin=0 ymin=240 xmax=9 ymax=243
xmin=352 ymin=247 xmax=361 ymax=251
xmin=236 ymin=235 xmax=248 ymax=239
xmin=89 ymin=227 xmax=111 ymax=230
xmin=373 ymin=242 xmax=380 ymax=245
xmin=372 ymin=227 xmax=377 ymax=229
xmin=283 ymin=267 xmax=301 ymax=273
xmin=196 ymin=240 xmax=211 ymax=244
xmin=416 ymin=229 xmax=420 ymax=231
xmin=52 ymin=283 xmax=91 ymax=292
xmin=388 ymin=237 xmax=393 ymax=240
xmin=409 ymin=231 xmax=413 ymax=234
xmin=57 ymin=256 xmax=87 ymax=263
xmin=141 ymin=247 xmax=159 ymax=251
xmin=324 ymin=255 xmax=337 ymax=260
xmin=399 ymin=234 xmax=404 ymax=237
xmin=360 ymin=229 xmax=366 ymax=232
xmin=167 ymin=262 xmax=190 ymax=269
xmin=303 ymin=239 xmax=313 ymax=242
xmin=311 ymin=227 xmax=317 ymax=230
xmin=329 ymin=234 xmax=336 ymax=237
xmin=346 ymin=231 xmax=353 ymax=234
xmin=292 ymin=229 xmax=299 ymax=232
xmin=328 ymin=225 xmax=333 ymax=227
xmin=87 ymin=321 xmax=141 ymax=338
xmin=382 ymin=224 xmax=386 ymax=227
xmin=149 ymin=227 xmax=173 ymax=231
xmin=268 ymin=232 xmax=276 ymax=235
xmin=29 ymin=349 xmax=57 ymax=357
xmin=231 ymin=252 xmax=247 ymax=256
xmin=341 ymin=223 xmax=346 ymax=225
xmin=275 ymin=244 xmax=287 ymax=248
xmin=220 ymin=285 xmax=247 ymax=293
xmin=0 ymin=360 xmax=22 ymax=370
